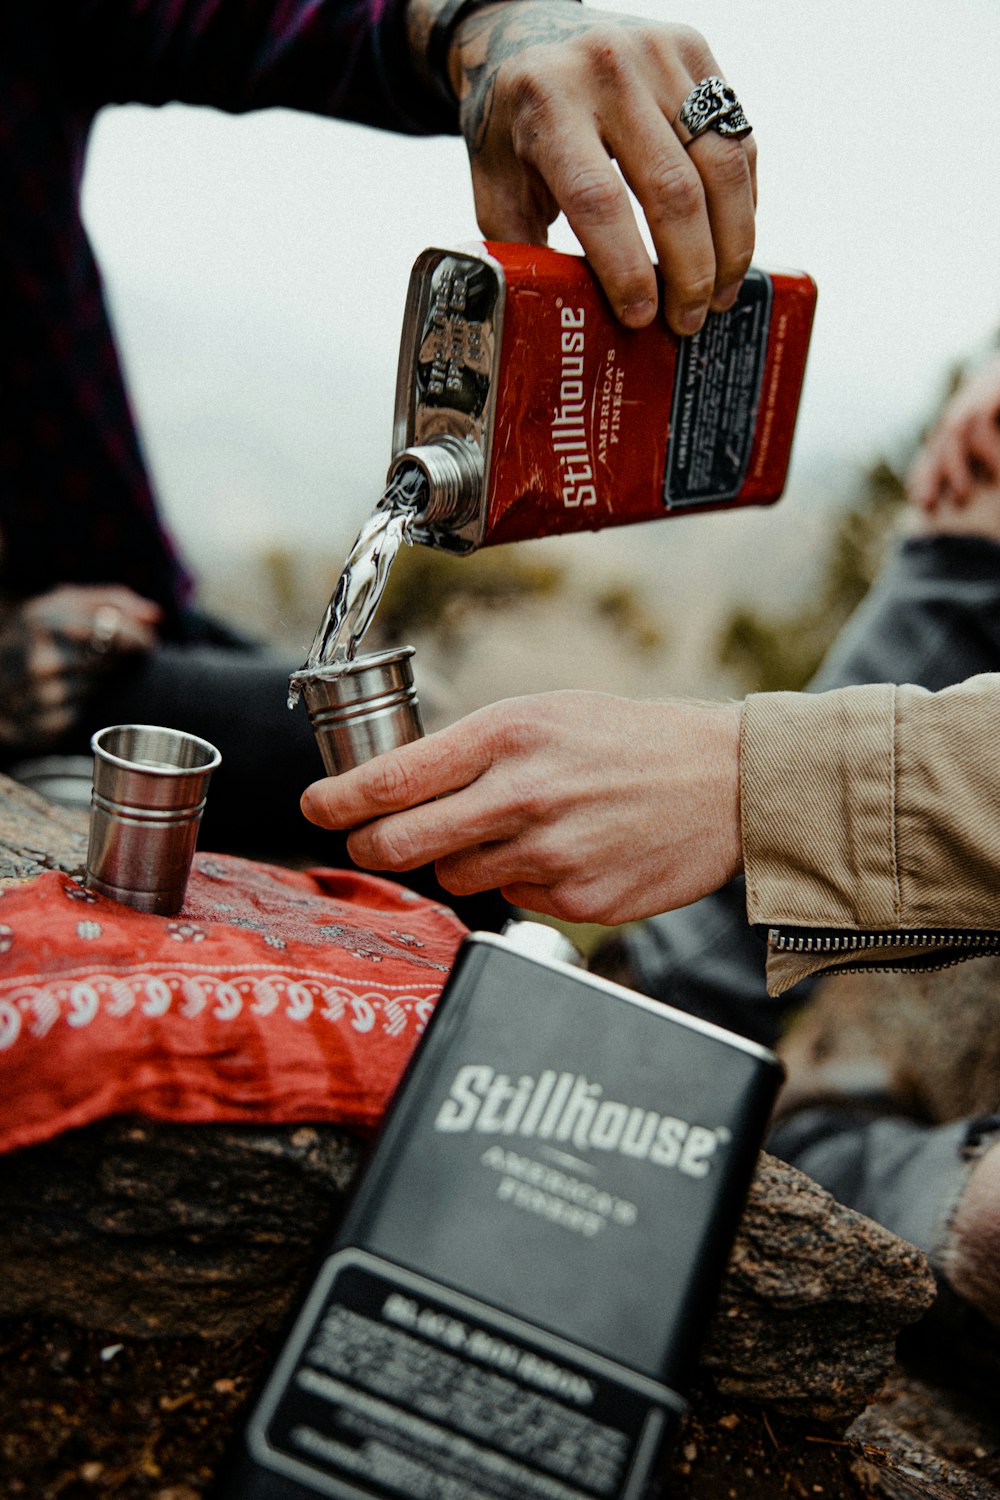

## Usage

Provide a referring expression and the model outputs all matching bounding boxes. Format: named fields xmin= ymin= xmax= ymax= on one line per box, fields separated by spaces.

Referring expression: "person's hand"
xmin=301 ymin=690 xmax=744 ymax=925
xmin=946 ymin=1137 xmax=1000 ymax=1332
xmin=0 ymin=585 xmax=162 ymax=752
xmin=445 ymin=2 xmax=757 ymax=335
xmin=908 ymin=352 xmax=1000 ymax=513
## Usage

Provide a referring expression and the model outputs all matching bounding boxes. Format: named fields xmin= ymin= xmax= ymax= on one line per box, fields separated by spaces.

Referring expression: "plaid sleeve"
xmin=66 ymin=0 xmax=459 ymax=135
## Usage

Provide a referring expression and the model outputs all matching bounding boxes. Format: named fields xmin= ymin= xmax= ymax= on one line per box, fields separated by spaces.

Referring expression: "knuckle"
xmin=362 ymin=818 xmax=421 ymax=870
xmin=365 ymin=755 xmax=416 ymax=810
xmin=559 ymin=165 xmax=627 ymax=227
xmin=506 ymin=774 xmax=552 ymax=826
xmin=671 ymin=24 xmax=714 ymax=75
xmin=675 ymin=269 xmax=717 ymax=309
xmin=546 ymin=884 xmax=597 ymax=926
xmin=645 ymin=153 xmax=703 ymax=221
xmin=580 ymin=31 xmax=632 ymax=87
xmin=522 ymin=844 xmax=560 ymax=884
xmin=725 ymin=254 xmax=754 ymax=292
xmin=506 ymin=69 xmax=557 ymax=142
xmin=705 ymin=137 xmax=752 ymax=192
xmin=435 ymin=861 xmax=474 ymax=898
xmin=548 ymin=864 xmax=623 ymax=925
xmin=487 ymin=704 xmax=537 ymax=759
xmin=716 ymin=238 xmax=754 ymax=286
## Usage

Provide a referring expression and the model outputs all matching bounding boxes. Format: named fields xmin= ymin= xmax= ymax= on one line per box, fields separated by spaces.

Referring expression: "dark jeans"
xmin=767 ymin=1108 xmax=1000 ymax=1267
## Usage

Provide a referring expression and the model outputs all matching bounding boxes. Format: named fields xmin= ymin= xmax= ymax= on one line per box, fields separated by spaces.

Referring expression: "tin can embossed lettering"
xmin=390 ymin=242 xmax=817 ymax=553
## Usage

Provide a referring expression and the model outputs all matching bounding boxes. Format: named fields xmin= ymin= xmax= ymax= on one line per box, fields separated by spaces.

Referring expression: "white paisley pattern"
xmin=0 ymin=965 xmax=439 ymax=1052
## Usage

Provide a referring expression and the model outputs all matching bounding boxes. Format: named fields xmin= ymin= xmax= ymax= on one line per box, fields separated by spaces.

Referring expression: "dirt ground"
xmin=2 ymin=1317 xmax=998 ymax=1500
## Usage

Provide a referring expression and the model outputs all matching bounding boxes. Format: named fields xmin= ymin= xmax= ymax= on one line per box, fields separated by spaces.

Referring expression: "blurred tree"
xmin=373 ymin=545 xmax=564 ymax=646
xmin=594 ymin=582 xmax=666 ymax=653
xmin=375 ymin=543 xmax=671 ymax=661
xmin=716 ymin=459 xmax=907 ymax=693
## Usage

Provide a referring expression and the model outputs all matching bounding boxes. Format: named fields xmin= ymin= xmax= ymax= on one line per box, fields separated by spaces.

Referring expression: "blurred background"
xmin=81 ymin=0 xmax=1000 ymax=713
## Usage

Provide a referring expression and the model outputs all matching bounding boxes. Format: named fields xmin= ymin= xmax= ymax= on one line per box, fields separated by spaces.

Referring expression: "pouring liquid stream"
xmin=288 ymin=466 xmax=427 ymax=709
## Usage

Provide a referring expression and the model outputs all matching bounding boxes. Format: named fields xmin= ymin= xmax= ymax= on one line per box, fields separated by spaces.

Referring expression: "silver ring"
xmin=677 ymin=76 xmax=752 ymax=142
xmin=89 ymin=605 xmax=122 ymax=656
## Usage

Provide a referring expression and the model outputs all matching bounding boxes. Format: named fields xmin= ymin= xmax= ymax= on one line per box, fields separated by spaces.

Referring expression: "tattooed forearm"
xmin=404 ymin=0 xmax=622 ymax=123
xmin=403 ymin=0 xmax=518 ymax=102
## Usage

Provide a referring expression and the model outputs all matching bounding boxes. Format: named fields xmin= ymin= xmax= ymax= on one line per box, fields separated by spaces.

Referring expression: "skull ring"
xmin=677 ymin=76 xmax=752 ymax=142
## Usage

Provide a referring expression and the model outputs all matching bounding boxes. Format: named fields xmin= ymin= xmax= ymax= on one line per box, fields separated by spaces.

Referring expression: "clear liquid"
xmin=288 ymin=466 xmax=426 ymax=709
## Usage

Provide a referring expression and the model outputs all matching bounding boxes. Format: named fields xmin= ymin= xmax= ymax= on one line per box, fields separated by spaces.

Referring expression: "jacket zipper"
xmin=763 ymin=925 xmax=1000 ymax=972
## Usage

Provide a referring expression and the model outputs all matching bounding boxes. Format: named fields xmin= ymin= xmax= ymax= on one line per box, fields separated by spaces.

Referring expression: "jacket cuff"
xmin=740 ymin=682 xmax=901 ymax=931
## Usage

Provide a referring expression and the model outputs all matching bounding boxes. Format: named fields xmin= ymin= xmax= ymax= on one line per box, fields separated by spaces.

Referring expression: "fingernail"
xmin=621 ymin=297 xmax=657 ymax=329
xmin=677 ymin=306 xmax=707 ymax=337
xmin=712 ymin=283 xmax=741 ymax=313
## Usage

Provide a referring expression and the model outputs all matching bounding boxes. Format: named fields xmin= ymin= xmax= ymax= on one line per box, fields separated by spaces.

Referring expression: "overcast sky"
xmin=81 ymin=0 xmax=1000 ymax=572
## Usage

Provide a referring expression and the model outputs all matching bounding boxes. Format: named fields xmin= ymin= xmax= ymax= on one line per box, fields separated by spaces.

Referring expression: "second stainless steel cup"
xmin=293 ymin=645 xmax=424 ymax=776
xmin=86 ymin=724 xmax=222 ymax=915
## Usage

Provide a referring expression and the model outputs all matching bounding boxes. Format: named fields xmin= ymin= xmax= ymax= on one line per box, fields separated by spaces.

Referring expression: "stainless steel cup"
xmin=293 ymin=645 xmax=424 ymax=776
xmin=86 ymin=724 xmax=222 ymax=915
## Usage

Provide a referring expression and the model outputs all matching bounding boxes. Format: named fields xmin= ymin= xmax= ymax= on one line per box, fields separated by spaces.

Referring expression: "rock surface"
xmin=0 ymin=1118 xmax=364 ymax=1338
xmin=702 ymin=1154 xmax=935 ymax=1424
xmin=0 ymin=1114 xmax=944 ymax=1500
xmin=0 ymin=770 xmax=89 ymax=882
xmin=0 ymin=1114 xmax=934 ymax=1395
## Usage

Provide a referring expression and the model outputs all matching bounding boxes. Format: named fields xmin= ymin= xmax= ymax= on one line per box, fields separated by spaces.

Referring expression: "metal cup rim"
xmin=90 ymin=723 xmax=222 ymax=776
xmin=292 ymin=645 xmax=416 ymax=685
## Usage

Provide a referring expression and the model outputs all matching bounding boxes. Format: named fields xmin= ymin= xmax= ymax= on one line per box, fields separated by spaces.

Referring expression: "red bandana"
xmin=0 ymin=854 xmax=467 ymax=1154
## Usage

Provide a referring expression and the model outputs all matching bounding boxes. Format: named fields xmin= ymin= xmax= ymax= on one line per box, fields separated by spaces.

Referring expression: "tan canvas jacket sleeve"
xmin=739 ymin=673 xmax=1000 ymax=994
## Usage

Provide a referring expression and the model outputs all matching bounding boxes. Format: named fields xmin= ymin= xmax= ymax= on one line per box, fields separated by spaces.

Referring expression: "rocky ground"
xmin=0 ymin=1111 xmax=994 ymax=1500
xmin=2 ymin=1320 xmax=997 ymax=1500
